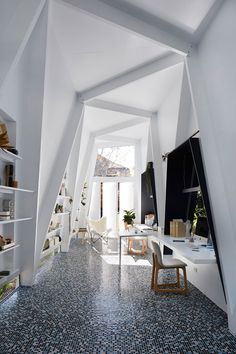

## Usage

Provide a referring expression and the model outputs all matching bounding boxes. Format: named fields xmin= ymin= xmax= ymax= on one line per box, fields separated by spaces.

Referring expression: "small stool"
xmin=128 ymin=238 xmax=147 ymax=255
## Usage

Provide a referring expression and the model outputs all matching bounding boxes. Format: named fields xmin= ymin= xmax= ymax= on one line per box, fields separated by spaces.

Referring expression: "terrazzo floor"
xmin=0 ymin=237 xmax=236 ymax=354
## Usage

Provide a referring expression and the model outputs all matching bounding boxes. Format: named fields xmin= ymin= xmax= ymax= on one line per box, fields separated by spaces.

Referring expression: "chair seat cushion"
xmin=162 ymin=255 xmax=187 ymax=268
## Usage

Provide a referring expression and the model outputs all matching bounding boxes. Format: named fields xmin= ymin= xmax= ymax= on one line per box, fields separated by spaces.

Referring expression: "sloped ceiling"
xmin=101 ymin=0 xmax=216 ymax=34
xmin=52 ymin=0 xmax=170 ymax=92
xmin=51 ymin=0 xmax=217 ymax=142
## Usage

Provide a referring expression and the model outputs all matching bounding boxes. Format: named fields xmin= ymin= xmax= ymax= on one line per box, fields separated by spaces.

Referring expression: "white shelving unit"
xmin=0 ymin=117 xmax=34 ymax=289
xmin=41 ymin=242 xmax=61 ymax=260
xmin=0 ymin=244 xmax=20 ymax=256
xmin=0 ymin=268 xmax=20 ymax=287
xmin=41 ymin=172 xmax=72 ymax=261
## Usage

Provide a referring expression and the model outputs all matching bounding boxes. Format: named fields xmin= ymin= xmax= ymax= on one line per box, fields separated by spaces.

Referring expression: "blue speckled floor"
xmin=0 ymin=238 xmax=236 ymax=354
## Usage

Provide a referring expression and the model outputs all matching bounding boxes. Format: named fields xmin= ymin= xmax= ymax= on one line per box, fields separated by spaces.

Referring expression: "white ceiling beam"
xmin=193 ymin=0 xmax=224 ymax=43
xmin=97 ymin=134 xmax=139 ymax=145
xmin=79 ymin=53 xmax=183 ymax=101
xmin=62 ymin=0 xmax=190 ymax=55
xmin=92 ymin=118 xmax=145 ymax=137
xmin=86 ymin=99 xmax=153 ymax=118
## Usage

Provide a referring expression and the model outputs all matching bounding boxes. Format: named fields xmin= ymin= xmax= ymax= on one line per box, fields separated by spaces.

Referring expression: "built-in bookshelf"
xmin=40 ymin=172 xmax=72 ymax=261
xmin=0 ymin=115 xmax=34 ymax=289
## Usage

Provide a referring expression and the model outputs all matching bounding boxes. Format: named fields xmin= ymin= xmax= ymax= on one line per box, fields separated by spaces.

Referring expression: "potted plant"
xmin=123 ymin=209 xmax=135 ymax=230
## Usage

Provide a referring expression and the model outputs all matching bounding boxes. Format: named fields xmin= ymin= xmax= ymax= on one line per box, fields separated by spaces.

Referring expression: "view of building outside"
xmin=94 ymin=146 xmax=135 ymax=177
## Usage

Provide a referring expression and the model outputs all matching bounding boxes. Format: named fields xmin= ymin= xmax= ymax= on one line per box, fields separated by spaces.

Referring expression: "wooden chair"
xmin=87 ymin=216 xmax=111 ymax=244
xmin=151 ymin=241 xmax=188 ymax=294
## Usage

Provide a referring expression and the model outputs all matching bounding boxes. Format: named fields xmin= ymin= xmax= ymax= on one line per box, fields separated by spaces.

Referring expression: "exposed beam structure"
xmin=79 ymin=53 xmax=184 ymax=101
xmin=86 ymin=99 xmax=153 ymax=118
xmin=92 ymin=118 xmax=145 ymax=137
xmin=62 ymin=0 xmax=190 ymax=55
xmin=97 ymin=134 xmax=139 ymax=145
xmin=193 ymin=0 xmax=224 ymax=43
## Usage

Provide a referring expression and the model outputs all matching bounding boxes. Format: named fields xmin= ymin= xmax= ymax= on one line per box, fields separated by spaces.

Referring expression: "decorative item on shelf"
xmin=6 ymin=148 xmax=18 ymax=155
xmin=2 ymin=199 xmax=14 ymax=219
xmin=43 ymin=239 xmax=50 ymax=251
xmin=53 ymin=235 xmax=61 ymax=245
xmin=0 ymin=211 xmax=11 ymax=221
xmin=0 ymin=121 xmax=13 ymax=149
xmin=81 ymin=182 xmax=88 ymax=206
xmin=123 ymin=209 xmax=135 ymax=230
xmin=54 ymin=204 xmax=63 ymax=214
xmin=0 ymin=236 xmax=15 ymax=251
xmin=12 ymin=180 xmax=18 ymax=188
xmin=4 ymin=164 xmax=14 ymax=187
xmin=59 ymin=182 xmax=66 ymax=196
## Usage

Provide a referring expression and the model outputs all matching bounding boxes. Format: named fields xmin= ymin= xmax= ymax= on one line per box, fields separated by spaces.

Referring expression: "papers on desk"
xmin=134 ymin=224 xmax=152 ymax=231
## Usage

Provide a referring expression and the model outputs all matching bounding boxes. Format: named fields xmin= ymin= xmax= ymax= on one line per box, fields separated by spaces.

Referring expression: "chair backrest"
xmin=152 ymin=241 xmax=163 ymax=267
xmin=87 ymin=216 xmax=107 ymax=234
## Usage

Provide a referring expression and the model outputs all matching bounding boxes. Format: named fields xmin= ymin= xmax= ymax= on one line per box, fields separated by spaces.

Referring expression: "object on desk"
xmin=172 ymin=239 xmax=185 ymax=242
xmin=185 ymin=220 xmax=191 ymax=237
xmin=145 ymin=214 xmax=154 ymax=227
xmin=192 ymin=249 xmax=200 ymax=252
xmin=170 ymin=219 xmax=186 ymax=237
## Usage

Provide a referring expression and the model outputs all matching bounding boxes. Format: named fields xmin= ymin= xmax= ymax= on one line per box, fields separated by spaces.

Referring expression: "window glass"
xmin=94 ymin=146 xmax=135 ymax=177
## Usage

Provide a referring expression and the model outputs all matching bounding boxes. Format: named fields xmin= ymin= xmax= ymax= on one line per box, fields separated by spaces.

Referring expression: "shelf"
xmin=47 ymin=227 xmax=63 ymax=238
xmin=0 ymin=217 xmax=32 ymax=225
xmin=57 ymin=195 xmax=71 ymax=200
xmin=182 ymin=186 xmax=200 ymax=193
xmin=52 ymin=212 xmax=70 ymax=216
xmin=0 ymin=149 xmax=22 ymax=163
xmin=41 ymin=243 xmax=61 ymax=259
xmin=0 ymin=185 xmax=34 ymax=194
xmin=0 ymin=269 xmax=19 ymax=288
xmin=0 ymin=244 xmax=20 ymax=255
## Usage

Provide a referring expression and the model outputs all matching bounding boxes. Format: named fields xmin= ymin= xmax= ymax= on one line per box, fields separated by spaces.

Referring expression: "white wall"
xmin=186 ymin=0 xmax=236 ymax=334
xmin=0 ymin=3 xmax=48 ymax=285
xmin=0 ymin=0 xmax=46 ymax=91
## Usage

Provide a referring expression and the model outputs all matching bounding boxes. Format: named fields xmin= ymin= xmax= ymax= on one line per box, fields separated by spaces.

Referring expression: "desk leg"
xmin=119 ymin=236 xmax=121 ymax=266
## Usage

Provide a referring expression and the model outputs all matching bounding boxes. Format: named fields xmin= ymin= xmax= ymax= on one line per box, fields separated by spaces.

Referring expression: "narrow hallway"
xmin=0 ymin=239 xmax=235 ymax=354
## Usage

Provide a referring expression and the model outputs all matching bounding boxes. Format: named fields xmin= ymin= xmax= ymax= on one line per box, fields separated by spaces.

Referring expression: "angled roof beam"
xmin=80 ymin=53 xmax=183 ymax=101
xmin=97 ymin=134 xmax=139 ymax=145
xmin=193 ymin=0 xmax=224 ymax=43
xmin=86 ymin=99 xmax=153 ymax=118
xmin=92 ymin=118 xmax=145 ymax=137
xmin=62 ymin=0 xmax=190 ymax=55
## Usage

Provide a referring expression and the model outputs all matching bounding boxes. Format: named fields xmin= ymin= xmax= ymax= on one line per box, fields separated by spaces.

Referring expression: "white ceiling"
xmin=51 ymin=0 xmax=215 ymax=145
xmin=53 ymin=0 xmax=169 ymax=92
xmin=84 ymin=106 xmax=146 ymax=133
xmin=97 ymin=63 xmax=184 ymax=112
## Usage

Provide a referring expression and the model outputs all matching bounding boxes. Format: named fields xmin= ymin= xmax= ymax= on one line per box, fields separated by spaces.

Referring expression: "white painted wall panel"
xmin=186 ymin=0 xmax=236 ymax=334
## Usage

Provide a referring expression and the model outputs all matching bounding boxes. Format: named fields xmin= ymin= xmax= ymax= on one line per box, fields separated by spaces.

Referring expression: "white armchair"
xmin=87 ymin=216 xmax=111 ymax=244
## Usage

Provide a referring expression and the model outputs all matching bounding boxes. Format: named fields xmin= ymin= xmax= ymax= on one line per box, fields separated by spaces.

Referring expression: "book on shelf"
xmin=0 ymin=216 xmax=11 ymax=220
xmin=0 ymin=211 xmax=10 ymax=216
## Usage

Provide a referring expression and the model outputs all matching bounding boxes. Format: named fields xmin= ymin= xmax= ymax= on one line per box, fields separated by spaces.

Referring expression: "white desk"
xmin=150 ymin=234 xmax=216 ymax=264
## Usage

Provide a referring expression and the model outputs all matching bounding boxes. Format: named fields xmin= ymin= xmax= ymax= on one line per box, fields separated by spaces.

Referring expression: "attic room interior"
xmin=0 ymin=0 xmax=236 ymax=352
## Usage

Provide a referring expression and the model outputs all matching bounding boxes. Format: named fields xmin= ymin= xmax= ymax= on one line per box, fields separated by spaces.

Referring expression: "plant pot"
xmin=124 ymin=221 xmax=133 ymax=230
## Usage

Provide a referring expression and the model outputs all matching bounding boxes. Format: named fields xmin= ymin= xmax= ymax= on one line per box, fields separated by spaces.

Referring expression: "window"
xmin=94 ymin=146 xmax=135 ymax=177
